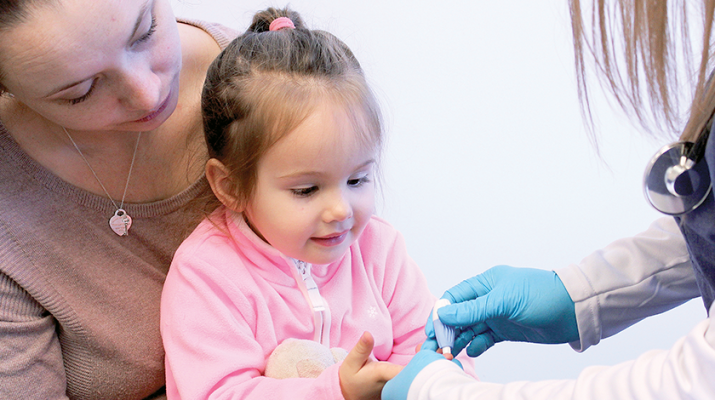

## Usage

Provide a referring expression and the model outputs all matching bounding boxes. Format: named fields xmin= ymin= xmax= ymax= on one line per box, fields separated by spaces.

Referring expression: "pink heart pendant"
xmin=109 ymin=209 xmax=132 ymax=236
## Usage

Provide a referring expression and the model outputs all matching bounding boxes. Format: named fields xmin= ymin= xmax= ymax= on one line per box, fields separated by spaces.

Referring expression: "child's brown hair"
xmin=201 ymin=7 xmax=382 ymax=215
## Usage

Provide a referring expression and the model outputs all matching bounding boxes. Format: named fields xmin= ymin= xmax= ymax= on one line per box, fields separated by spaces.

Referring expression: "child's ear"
xmin=206 ymin=158 xmax=243 ymax=212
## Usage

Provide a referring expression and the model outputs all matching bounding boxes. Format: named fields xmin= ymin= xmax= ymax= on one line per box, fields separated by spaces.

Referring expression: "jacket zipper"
xmin=292 ymin=259 xmax=331 ymax=346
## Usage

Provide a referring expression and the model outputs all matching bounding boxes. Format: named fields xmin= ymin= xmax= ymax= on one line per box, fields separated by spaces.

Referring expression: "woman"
xmin=0 ymin=0 xmax=235 ymax=398
xmin=383 ymin=1 xmax=715 ymax=399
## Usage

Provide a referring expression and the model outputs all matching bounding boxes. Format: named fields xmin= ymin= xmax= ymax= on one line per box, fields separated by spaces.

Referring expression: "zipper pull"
xmin=293 ymin=260 xmax=325 ymax=311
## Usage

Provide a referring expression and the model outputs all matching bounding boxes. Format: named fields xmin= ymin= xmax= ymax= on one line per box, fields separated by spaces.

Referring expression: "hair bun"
xmin=269 ymin=17 xmax=295 ymax=31
xmin=249 ymin=7 xmax=304 ymax=33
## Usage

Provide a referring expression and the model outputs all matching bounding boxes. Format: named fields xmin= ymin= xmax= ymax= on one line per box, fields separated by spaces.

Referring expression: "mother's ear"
xmin=205 ymin=158 xmax=242 ymax=212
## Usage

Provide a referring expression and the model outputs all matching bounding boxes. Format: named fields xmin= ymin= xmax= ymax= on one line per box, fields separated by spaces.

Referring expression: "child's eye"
xmin=134 ymin=16 xmax=157 ymax=45
xmin=291 ymin=186 xmax=318 ymax=197
xmin=348 ymin=176 xmax=371 ymax=187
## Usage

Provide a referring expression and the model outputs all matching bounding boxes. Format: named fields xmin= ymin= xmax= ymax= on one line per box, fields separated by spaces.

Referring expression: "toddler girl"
xmin=160 ymin=7 xmax=473 ymax=400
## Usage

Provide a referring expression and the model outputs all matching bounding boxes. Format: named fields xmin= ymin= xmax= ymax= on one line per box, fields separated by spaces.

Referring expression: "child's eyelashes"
xmin=290 ymin=176 xmax=371 ymax=198
xmin=291 ymin=186 xmax=318 ymax=197
xmin=348 ymin=175 xmax=371 ymax=187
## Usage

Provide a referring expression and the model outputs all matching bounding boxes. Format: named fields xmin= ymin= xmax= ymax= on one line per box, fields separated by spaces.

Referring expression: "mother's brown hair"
xmin=0 ymin=0 xmax=59 ymax=91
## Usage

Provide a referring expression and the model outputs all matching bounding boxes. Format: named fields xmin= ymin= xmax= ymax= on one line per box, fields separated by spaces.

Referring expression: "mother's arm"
xmin=0 ymin=272 xmax=68 ymax=399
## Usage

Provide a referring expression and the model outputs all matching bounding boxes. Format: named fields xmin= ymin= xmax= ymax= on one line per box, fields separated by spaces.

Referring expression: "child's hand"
xmin=339 ymin=331 xmax=403 ymax=400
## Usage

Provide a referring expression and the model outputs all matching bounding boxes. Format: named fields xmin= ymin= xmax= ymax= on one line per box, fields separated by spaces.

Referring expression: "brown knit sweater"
xmin=0 ymin=19 xmax=236 ymax=400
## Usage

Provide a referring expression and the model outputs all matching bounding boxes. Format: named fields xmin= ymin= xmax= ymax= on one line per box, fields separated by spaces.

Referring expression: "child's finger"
xmin=372 ymin=361 xmax=404 ymax=382
xmin=342 ymin=331 xmax=374 ymax=374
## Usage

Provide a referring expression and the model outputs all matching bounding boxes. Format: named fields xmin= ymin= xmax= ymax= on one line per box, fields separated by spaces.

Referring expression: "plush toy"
xmin=264 ymin=338 xmax=349 ymax=379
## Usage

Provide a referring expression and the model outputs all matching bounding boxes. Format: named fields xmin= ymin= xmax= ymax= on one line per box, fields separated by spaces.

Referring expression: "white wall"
xmin=170 ymin=0 xmax=706 ymax=384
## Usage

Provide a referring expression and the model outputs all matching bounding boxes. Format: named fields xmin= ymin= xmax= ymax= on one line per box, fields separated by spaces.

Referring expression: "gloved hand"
xmin=381 ymin=350 xmax=462 ymax=400
xmin=427 ymin=265 xmax=579 ymax=357
xmin=421 ymin=312 xmax=439 ymax=352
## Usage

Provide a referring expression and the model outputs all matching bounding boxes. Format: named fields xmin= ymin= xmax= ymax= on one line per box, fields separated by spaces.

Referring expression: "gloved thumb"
xmin=420 ymin=338 xmax=438 ymax=351
xmin=424 ymin=309 xmax=435 ymax=338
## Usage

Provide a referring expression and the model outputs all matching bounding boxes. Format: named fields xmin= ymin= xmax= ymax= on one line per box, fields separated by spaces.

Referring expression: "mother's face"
xmin=0 ymin=0 xmax=182 ymax=132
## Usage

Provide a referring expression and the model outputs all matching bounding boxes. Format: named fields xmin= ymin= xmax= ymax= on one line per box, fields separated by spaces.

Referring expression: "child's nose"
xmin=323 ymin=191 xmax=353 ymax=223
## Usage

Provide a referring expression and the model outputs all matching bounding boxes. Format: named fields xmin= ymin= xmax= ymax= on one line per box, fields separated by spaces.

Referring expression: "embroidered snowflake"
xmin=367 ymin=306 xmax=378 ymax=318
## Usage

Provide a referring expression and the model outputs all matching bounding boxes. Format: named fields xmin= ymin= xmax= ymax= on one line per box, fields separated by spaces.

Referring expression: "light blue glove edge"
xmin=382 ymin=351 xmax=462 ymax=400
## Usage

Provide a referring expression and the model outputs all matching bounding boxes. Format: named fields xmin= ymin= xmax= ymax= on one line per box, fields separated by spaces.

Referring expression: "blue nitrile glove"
xmin=422 ymin=310 xmax=439 ymax=351
xmin=430 ymin=265 xmax=579 ymax=358
xmin=381 ymin=350 xmax=463 ymax=400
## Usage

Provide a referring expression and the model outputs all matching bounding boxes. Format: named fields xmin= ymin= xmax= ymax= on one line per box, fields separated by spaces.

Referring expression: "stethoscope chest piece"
xmin=644 ymin=141 xmax=712 ymax=215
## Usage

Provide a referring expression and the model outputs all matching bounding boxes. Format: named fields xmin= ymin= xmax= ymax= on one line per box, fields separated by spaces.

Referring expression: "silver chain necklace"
xmin=62 ymin=127 xmax=142 ymax=236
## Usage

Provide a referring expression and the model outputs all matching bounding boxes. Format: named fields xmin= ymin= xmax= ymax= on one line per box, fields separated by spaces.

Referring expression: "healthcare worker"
xmin=382 ymin=1 xmax=715 ymax=399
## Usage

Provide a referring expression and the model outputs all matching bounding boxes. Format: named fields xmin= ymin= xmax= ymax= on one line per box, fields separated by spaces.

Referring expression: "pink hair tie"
xmin=269 ymin=17 xmax=295 ymax=31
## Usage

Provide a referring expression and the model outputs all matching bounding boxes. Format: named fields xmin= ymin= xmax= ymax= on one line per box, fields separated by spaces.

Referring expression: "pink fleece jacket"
xmin=161 ymin=209 xmax=472 ymax=399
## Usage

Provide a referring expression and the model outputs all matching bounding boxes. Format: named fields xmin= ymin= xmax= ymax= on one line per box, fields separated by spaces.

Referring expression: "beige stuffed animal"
xmin=265 ymin=338 xmax=348 ymax=379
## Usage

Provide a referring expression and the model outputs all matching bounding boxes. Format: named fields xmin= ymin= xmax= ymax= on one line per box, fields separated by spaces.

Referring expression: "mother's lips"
xmin=134 ymin=91 xmax=171 ymax=123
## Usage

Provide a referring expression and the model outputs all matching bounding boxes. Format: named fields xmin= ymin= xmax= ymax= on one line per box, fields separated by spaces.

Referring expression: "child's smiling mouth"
xmin=311 ymin=231 xmax=349 ymax=247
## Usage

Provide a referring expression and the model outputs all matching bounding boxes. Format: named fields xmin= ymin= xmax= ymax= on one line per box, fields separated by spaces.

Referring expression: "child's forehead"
xmin=264 ymin=145 xmax=377 ymax=181
xmin=275 ymin=101 xmax=376 ymax=156
xmin=261 ymin=102 xmax=377 ymax=174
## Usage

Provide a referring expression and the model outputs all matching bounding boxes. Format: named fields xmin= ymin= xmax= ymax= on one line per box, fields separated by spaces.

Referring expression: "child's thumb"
xmin=342 ymin=331 xmax=374 ymax=373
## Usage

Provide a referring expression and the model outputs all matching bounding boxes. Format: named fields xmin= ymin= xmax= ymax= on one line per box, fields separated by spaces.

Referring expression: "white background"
xmin=170 ymin=0 xmax=706 ymax=384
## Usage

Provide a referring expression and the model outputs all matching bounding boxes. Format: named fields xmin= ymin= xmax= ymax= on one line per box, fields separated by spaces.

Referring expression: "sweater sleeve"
xmin=555 ymin=216 xmax=699 ymax=352
xmin=0 ymin=272 xmax=68 ymax=400
xmin=405 ymin=302 xmax=715 ymax=400
xmin=161 ymin=254 xmax=344 ymax=400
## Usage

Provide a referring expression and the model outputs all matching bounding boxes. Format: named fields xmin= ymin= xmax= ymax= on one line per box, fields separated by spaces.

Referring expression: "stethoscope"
xmin=643 ymin=113 xmax=714 ymax=215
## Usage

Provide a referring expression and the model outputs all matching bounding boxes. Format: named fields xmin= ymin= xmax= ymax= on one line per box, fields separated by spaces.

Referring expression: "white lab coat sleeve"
xmin=555 ymin=216 xmax=700 ymax=352
xmin=406 ymin=302 xmax=715 ymax=400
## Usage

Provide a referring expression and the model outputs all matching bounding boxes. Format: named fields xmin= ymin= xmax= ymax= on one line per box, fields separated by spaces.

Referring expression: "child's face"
xmin=244 ymin=101 xmax=377 ymax=265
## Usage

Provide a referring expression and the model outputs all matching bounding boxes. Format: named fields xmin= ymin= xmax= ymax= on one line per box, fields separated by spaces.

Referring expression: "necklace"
xmin=62 ymin=127 xmax=141 ymax=236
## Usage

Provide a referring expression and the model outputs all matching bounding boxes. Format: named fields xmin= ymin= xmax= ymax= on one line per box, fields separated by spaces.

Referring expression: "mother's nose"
xmin=118 ymin=67 xmax=162 ymax=112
